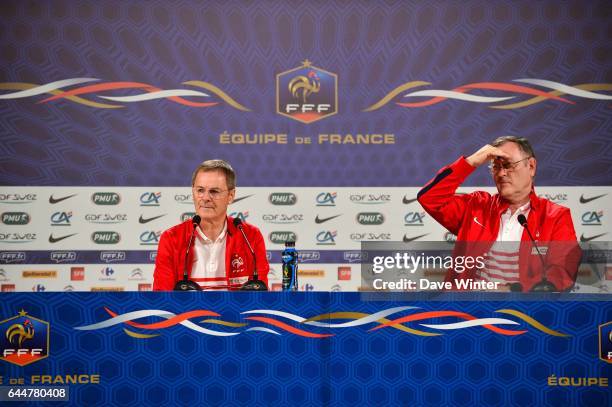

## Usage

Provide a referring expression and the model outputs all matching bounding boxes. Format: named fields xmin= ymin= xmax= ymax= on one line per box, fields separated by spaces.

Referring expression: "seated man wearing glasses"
xmin=153 ymin=159 xmax=269 ymax=290
xmin=417 ymin=136 xmax=580 ymax=292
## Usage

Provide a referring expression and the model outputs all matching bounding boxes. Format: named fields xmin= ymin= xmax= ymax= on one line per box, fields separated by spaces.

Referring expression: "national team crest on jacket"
xmin=0 ymin=310 xmax=49 ymax=366
xmin=231 ymin=254 xmax=245 ymax=274
xmin=276 ymin=60 xmax=338 ymax=124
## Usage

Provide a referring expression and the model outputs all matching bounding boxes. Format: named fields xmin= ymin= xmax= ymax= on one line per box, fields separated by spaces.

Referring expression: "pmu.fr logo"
xmin=582 ymin=211 xmax=603 ymax=226
xmin=276 ymin=59 xmax=337 ymax=124
xmin=599 ymin=321 xmax=612 ymax=364
xmin=140 ymin=192 xmax=161 ymax=206
xmin=0 ymin=310 xmax=49 ymax=366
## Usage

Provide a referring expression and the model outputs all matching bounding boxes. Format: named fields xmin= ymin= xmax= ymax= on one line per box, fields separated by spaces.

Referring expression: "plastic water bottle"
xmin=282 ymin=241 xmax=298 ymax=291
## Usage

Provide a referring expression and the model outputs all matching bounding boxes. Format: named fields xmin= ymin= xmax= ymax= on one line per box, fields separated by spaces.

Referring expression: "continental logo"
xmin=269 ymin=231 xmax=297 ymax=245
xmin=298 ymin=269 xmax=325 ymax=277
xmin=269 ymin=192 xmax=297 ymax=206
xmin=276 ymin=59 xmax=338 ymax=124
xmin=0 ymin=78 xmax=251 ymax=110
xmin=356 ymin=212 xmax=385 ymax=225
xmin=0 ymin=310 xmax=49 ymax=366
xmin=90 ymin=287 xmax=125 ymax=292
xmin=364 ymin=79 xmax=612 ymax=111
xmin=1 ymin=212 xmax=30 ymax=225
xmin=91 ymin=192 xmax=121 ymax=206
xmin=22 ymin=271 xmax=57 ymax=278
xmin=91 ymin=231 xmax=121 ymax=244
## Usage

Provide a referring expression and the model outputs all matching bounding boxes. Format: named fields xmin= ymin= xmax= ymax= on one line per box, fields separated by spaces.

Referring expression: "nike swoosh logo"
xmin=49 ymin=233 xmax=77 ymax=243
xmin=231 ymin=194 xmax=254 ymax=205
xmin=403 ymin=233 xmax=428 ymax=242
xmin=580 ymin=233 xmax=607 ymax=242
xmin=49 ymin=194 xmax=77 ymax=204
xmin=473 ymin=217 xmax=484 ymax=227
xmin=139 ymin=214 xmax=166 ymax=224
xmin=402 ymin=196 xmax=418 ymax=205
xmin=315 ymin=214 xmax=341 ymax=224
xmin=580 ymin=194 xmax=607 ymax=204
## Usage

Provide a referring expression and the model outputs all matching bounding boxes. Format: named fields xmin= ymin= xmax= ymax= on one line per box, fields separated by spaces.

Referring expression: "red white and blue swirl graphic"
xmin=0 ymin=78 xmax=250 ymax=110
xmin=74 ymin=307 xmax=570 ymax=339
xmin=364 ymin=79 xmax=612 ymax=111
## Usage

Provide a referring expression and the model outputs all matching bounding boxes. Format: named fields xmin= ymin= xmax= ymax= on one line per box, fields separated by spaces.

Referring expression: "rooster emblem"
xmin=6 ymin=319 xmax=35 ymax=346
xmin=288 ymin=70 xmax=321 ymax=103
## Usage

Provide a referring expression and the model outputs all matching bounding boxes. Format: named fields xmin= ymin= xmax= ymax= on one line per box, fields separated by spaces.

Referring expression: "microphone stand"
xmin=517 ymin=214 xmax=556 ymax=292
xmin=233 ymin=218 xmax=267 ymax=291
xmin=174 ymin=215 xmax=202 ymax=291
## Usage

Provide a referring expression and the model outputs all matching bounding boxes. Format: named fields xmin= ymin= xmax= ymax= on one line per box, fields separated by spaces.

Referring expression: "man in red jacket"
xmin=418 ymin=136 xmax=580 ymax=292
xmin=153 ymin=160 xmax=269 ymax=291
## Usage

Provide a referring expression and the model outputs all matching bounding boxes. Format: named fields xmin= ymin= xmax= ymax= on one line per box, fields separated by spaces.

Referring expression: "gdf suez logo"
xmin=140 ymin=192 xmax=161 ymax=206
xmin=582 ymin=211 xmax=603 ymax=226
xmin=0 ymin=310 xmax=49 ymax=366
xmin=276 ymin=59 xmax=338 ymax=124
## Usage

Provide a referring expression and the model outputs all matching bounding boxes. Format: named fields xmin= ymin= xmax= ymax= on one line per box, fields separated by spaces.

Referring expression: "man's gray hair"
xmin=491 ymin=136 xmax=536 ymax=159
xmin=191 ymin=159 xmax=236 ymax=189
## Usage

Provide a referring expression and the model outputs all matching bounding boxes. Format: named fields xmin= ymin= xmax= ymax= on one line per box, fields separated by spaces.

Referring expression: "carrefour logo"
xmin=140 ymin=192 xmax=161 ymax=206
xmin=316 ymin=192 xmax=337 ymax=206
xmin=139 ymin=231 xmax=161 ymax=246
xmin=91 ymin=192 xmax=121 ymax=206
xmin=316 ymin=230 xmax=337 ymax=245
xmin=50 ymin=211 xmax=72 ymax=226
xmin=269 ymin=193 xmax=297 ymax=206
xmin=269 ymin=231 xmax=297 ymax=245
xmin=1 ymin=212 xmax=30 ymax=225
xmin=582 ymin=211 xmax=603 ymax=226
xmin=356 ymin=212 xmax=385 ymax=225
xmin=91 ymin=231 xmax=121 ymax=244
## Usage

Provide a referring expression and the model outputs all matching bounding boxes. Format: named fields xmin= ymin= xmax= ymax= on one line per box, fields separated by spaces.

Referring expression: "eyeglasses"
xmin=488 ymin=157 xmax=531 ymax=174
xmin=193 ymin=187 xmax=231 ymax=200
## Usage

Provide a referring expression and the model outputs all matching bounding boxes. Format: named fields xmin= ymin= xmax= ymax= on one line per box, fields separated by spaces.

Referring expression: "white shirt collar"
xmin=196 ymin=221 xmax=227 ymax=243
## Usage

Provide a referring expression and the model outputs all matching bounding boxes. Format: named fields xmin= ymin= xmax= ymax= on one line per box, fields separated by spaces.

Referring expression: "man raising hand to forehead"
xmin=418 ymin=136 xmax=580 ymax=292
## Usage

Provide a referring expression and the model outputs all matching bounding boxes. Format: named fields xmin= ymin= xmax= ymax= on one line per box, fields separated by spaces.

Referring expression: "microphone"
xmin=174 ymin=215 xmax=202 ymax=291
xmin=517 ymin=214 xmax=557 ymax=292
xmin=233 ymin=218 xmax=267 ymax=291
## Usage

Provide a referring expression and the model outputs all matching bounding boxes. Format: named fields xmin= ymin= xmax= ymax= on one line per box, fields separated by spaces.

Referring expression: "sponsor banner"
xmin=0 ymin=293 xmax=609 ymax=404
